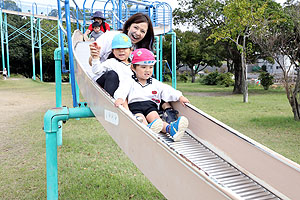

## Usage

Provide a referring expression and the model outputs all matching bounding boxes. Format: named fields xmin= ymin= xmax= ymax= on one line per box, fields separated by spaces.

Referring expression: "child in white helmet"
xmin=91 ymin=33 xmax=132 ymax=100
xmin=115 ymin=48 xmax=190 ymax=142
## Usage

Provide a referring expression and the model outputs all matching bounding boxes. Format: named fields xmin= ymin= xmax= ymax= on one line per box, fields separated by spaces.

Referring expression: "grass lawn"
xmin=0 ymin=78 xmax=299 ymax=199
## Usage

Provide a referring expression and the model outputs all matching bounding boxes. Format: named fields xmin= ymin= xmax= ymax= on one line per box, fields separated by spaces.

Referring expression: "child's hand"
xmin=179 ymin=96 xmax=190 ymax=107
xmin=89 ymin=42 xmax=101 ymax=59
xmin=115 ymin=98 xmax=124 ymax=107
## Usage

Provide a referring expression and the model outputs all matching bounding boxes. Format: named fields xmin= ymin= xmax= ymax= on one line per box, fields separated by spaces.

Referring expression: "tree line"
xmin=163 ymin=0 xmax=299 ymax=120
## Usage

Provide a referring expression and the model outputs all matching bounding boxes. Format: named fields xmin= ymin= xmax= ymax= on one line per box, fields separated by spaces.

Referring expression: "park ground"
xmin=0 ymin=77 xmax=299 ymax=199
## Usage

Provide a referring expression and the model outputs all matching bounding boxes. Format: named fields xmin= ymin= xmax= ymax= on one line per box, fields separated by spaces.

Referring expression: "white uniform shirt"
xmin=124 ymin=76 xmax=183 ymax=109
xmin=92 ymin=58 xmax=133 ymax=99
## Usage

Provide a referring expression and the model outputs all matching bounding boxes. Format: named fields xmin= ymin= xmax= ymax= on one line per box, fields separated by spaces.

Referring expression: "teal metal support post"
xmin=154 ymin=36 xmax=160 ymax=80
xmin=171 ymin=31 xmax=177 ymax=89
xmin=54 ymin=47 xmax=68 ymax=146
xmin=0 ymin=9 xmax=5 ymax=72
xmin=38 ymin=18 xmax=43 ymax=82
xmin=159 ymin=34 xmax=163 ymax=82
xmin=30 ymin=15 xmax=36 ymax=80
xmin=44 ymin=105 xmax=94 ymax=200
xmin=4 ymin=13 xmax=10 ymax=77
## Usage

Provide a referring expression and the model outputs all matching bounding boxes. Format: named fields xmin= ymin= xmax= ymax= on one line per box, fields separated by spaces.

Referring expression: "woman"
xmin=84 ymin=11 xmax=110 ymax=40
xmin=89 ymin=12 xmax=154 ymax=63
xmin=89 ymin=13 xmax=177 ymax=124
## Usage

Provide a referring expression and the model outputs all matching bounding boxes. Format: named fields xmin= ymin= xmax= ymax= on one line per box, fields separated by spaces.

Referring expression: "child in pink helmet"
xmin=115 ymin=48 xmax=190 ymax=142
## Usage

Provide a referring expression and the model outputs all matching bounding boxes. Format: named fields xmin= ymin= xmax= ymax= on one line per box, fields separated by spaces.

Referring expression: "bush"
xmin=179 ymin=74 xmax=188 ymax=82
xmin=202 ymin=72 xmax=219 ymax=85
xmin=216 ymin=72 xmax=234 ymax=87
xmin=163 ymin=74 xmax=171 ymax=82
xmin=258 ymin=72 xmax=274 ymax=90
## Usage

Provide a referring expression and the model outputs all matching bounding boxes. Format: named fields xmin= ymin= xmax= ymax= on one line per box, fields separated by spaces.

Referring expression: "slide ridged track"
xmin=158 ymin=131 xmax=281 ymax=200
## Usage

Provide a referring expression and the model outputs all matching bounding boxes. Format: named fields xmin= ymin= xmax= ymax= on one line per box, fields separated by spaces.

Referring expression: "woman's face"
xmin=94 ymin=18 xmax=103 ymax=24
xmin=127 ymin=22 xmax=148 ymax=44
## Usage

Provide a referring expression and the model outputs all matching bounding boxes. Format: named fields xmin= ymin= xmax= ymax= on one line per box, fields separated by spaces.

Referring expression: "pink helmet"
xmin=131 ymin=48 xmax=156 ymax=65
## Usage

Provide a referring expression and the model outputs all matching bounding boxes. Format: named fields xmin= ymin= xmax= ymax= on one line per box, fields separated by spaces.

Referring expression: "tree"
xmin=251 ymin=1 xmax=300 ymax=120
xmin=208 ymin=0 xmax=268 ymax=102
xmin=2 ymin=0 xmax=21 ymax=12
xmin=163 ymin=29 xmax=223 ymax=83
xmin=174 ymin=0 xmax=248 ymax=94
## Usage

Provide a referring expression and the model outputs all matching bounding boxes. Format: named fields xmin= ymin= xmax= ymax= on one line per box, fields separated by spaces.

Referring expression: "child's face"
xmin=112 ymin=48 xmax=131 ymax=62
xmin=133 ymin=65 xmax=154 ymax=81
xmin=93 ymin=27 xmax=101 ymax=33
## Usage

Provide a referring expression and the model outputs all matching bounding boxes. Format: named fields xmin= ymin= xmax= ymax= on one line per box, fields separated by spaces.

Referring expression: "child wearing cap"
xmin=115 ymin=48 xmax=190 ymax=142
xmin=91 ymin=33 xmax=132 ymax=100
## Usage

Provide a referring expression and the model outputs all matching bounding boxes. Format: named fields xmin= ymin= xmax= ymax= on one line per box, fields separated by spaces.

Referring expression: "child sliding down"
xmin=115 ymin=48 xmax=190 ymax=142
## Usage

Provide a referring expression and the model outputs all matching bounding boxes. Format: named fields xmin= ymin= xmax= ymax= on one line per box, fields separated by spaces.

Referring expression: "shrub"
xmin=163 ymin=74 xmax=171 ymax=82
xmin=202 ymin=71 xmax=219 ymax=85
xmin=216 ymin=72 xmax=234 ymax=87
xmin=258 ymin=72 xmax=274 ymax=90
xmin=179 ymin=74 xmax=188 ymax=82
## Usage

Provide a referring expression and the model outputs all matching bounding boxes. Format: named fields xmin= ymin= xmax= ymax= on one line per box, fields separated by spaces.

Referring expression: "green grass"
xmin=1 ymin=78 xmax=299 ymax=199
xmin=177 ymin=81 xmax=300 ymax=163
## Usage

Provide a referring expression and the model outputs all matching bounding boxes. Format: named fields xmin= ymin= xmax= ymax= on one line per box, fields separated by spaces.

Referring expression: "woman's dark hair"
xmin=122 ymin=13 xmax=154 ymax=51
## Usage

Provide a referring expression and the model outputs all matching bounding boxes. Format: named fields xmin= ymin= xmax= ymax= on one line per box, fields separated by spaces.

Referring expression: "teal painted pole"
xmin=159 ymin=34 xmax=163 ymax=82
xmin=44 ymin=105 xmax=94 ymax=199
xmin=44 ymin=107 xmax=69 ymax=200
xmin=31 ymin=15 xmax=36 ymax=80
xmin=154 ymin=36 xmax=160 ymax=80
xmin=54 ymin=47 xmax=68 ymax=146
xmin=4 ymin=13 xmax=10 ymax=77
xmin=0 ymin=9 xmax=5 ymax=71
xmin=171 ymin=31 xmax=177 ymax=89
xmin=38 ymin=18 xmax=43 ymax=82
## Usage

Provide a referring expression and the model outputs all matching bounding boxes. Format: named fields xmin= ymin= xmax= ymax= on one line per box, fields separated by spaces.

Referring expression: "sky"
xmin=17 ymin=0 xmax=285 ymax=15
xmin=19 ymin=0 xmax=178 ymax=10
xmin=19 ymin=0 xmax=286 ymax=9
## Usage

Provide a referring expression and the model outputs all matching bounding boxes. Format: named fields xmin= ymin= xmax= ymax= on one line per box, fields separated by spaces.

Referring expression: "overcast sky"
xmin=20 ymin=0 xmax=178 ymax=10
xmin=19 ymin=0 xmax=286 ymax=13
xmin=21 ymin=0 xmax=286 ymax=8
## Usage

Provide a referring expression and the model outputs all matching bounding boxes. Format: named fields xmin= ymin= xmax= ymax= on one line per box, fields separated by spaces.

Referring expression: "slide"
xmin=72 ymin=30 xmax=300 ymax=200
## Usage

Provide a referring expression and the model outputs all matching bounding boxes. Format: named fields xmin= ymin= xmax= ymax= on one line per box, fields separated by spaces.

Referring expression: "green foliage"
xmin=216 ymin=72 xmax=234 ymax=87
xmin=163 ymin=74 xmax=171 ymax=82
xmin=203 ymin=72 xmax=234 ymax=87
xmin=258 ymin=71 xmax=274 ymax=90
xmin=179 ymin=74 xmax=188 ymax=83
xmin=203 ymin=71 xmax=219 ymax=85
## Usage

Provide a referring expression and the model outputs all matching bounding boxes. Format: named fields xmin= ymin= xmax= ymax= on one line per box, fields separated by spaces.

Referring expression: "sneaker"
xmin=147 ymin=118 xmax=163 ymax=134
xmin=169 ymin=116 xmax=189 ymax=142
xmin=162 ymin=108 xmax=179 ymax=124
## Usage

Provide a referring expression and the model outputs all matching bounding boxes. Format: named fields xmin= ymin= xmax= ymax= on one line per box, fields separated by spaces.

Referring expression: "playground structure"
xmin=1 ymin=0 xmax=175 ymax=85
xmin=2 ymin=0 xmax=300 ymax=199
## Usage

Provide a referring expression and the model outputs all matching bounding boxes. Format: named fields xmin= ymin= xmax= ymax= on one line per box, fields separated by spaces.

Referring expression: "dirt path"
xmin=0 ymin=78 xmax=57 ymax=163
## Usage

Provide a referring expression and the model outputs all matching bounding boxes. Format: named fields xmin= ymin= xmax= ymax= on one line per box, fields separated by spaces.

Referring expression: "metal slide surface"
xmin=72 ymin=30 xmax=300 ymax=200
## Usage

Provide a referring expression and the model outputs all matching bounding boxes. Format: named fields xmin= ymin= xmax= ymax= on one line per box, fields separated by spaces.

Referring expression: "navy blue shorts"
xmin=129 ymin=101 xmax=158 ymax=116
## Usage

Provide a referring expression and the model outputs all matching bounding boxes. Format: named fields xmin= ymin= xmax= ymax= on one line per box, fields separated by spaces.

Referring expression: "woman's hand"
xmin=89 ymin=42 xmax=101 ymax=60
xmin=179 ymin=96 xmax=190 ymax=107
